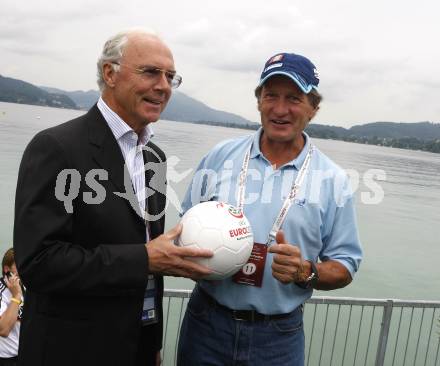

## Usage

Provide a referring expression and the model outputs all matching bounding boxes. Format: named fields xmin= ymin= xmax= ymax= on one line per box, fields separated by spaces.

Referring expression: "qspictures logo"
xmin=53 ymin=144 xmax=192 ymax=220
xmin=53 ymin=147 xmax=388 ymax=219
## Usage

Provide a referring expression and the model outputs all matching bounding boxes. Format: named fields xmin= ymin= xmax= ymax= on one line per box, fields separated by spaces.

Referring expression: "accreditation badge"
xmin=232 ymin=243 xmax=267 ymax=287
xmin=141 ymin=275 xmax=158 ymax=325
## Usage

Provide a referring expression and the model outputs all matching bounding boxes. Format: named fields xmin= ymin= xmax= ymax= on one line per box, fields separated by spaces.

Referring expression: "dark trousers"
xmin=135 ymin=348 xmax=156 ymax=366
xmin=135 ymin=327 xmax=159 ymax=366
xmin=0 ymin=356 xmax=18 ymax=366
xmin=177 ymin=286 xmax=305 ymax=366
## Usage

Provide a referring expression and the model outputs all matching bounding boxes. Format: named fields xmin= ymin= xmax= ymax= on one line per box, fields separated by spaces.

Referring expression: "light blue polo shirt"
xmin=181 ymin=128 xmax=363 ymax=314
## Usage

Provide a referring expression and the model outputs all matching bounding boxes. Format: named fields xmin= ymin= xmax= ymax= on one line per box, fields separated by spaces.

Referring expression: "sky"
xmin=1 ymin=0 xmax=439 ymax=127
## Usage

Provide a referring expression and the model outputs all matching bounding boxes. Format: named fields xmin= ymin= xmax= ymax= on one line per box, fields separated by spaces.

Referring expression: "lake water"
xmin=0 ymin=101 xmax=439 ymax=301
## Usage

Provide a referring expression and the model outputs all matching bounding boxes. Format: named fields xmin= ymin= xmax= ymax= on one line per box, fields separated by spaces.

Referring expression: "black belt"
xmin=196 ymin=286 xmax=298 ymax=322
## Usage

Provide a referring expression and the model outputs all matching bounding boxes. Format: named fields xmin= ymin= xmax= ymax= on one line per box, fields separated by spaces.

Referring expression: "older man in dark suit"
xmin=13 ymin=29 xmax=212 ymax=366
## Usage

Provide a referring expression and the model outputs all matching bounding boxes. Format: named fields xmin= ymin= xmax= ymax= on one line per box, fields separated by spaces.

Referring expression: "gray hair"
xmin=96 ymin=28 xmax=157 ymax=92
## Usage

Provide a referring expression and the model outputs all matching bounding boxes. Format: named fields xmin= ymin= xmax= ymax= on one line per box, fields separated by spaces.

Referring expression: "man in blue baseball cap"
xmin=177 ymin=53 xmax=363 ymax=366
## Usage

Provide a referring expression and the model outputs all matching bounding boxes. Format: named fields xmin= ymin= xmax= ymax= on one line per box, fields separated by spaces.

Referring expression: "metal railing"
xmin=161 ymin=289 xmax=440 ymax=366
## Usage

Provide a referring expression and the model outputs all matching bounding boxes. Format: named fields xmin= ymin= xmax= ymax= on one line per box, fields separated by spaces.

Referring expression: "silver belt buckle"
xmin=232 ymin=310 xmax=254 ymax=321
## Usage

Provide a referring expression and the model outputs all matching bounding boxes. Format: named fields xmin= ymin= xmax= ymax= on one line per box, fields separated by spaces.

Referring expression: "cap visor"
xmin=258 ymin=71 xmax=314 ymax=94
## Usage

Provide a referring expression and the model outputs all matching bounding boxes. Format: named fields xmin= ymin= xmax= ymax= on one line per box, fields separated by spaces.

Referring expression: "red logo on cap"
xmin=269 ymin=54 xmax=283 ymax=63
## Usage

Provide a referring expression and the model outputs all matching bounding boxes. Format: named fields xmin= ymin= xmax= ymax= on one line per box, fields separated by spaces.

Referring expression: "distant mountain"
xmin=40 ymin=86 xmax=99 ymax=110
xmin=306 ymin=124 xmax=349 ymax=139
xmin=1 ymin=74 xmax=256 ymax=126
xmin=38 ymin=86 xmax=257 ymax=127
xmin=306 ymin=122 xmax=440 ymax=141
xmin=306 ymin=122 xmax=440 ymax=153
xmin=348 ymin=121 xmax=440 ymax=140
xmin=0 ymin=75 xmax=77 ymax=109
xmin=161 ymin=92 xmax=256 ymax=127
xmin=2 ymin=74 xmax=439 ymax=152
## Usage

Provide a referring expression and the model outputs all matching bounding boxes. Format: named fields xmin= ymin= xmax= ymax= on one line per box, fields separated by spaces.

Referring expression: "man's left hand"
xmin=268 ymin=230 xmax=305 ymax=284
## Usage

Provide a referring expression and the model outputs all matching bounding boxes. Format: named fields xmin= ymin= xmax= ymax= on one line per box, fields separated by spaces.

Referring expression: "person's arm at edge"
xmin=0 ymin=300 xmax=20 ymax=337
xmin=0 ymin=277 xmax=22 ymax=337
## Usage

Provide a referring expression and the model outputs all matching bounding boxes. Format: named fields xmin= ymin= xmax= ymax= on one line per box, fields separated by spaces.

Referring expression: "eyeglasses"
xmin=112 ymin=62 xmax=182 ymax=89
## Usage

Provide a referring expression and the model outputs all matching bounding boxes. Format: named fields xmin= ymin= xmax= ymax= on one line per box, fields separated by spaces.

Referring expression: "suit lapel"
xmin=143 ymin=143 xmax=167 ymax=238
xmin=86 ymin=105 xmax=166 ymax=234
xmin=87 ymin=105 xmax=143 ymax=221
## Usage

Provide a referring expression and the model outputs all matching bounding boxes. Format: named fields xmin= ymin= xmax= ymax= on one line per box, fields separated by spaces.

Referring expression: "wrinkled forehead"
xmin=122 ymin=33 xmax=175 ymax=70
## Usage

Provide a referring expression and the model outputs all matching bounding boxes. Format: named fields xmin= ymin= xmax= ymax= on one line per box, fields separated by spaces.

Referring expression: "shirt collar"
xmin=97 ymin=97 xmax=154 ymax=145
xmin=250 ymin=127 xmax=311 ymax=170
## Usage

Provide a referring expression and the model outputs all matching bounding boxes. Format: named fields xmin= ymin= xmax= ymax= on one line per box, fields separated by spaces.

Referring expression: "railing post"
xmin=375 ymin=300 xmax=393 ymax=366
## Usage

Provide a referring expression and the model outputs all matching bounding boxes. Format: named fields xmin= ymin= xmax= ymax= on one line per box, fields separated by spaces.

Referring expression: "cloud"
xmin=170 ymin=3 xmax=317 ymax=73
xmin=1 ymin=0 xmax=439 ymax=126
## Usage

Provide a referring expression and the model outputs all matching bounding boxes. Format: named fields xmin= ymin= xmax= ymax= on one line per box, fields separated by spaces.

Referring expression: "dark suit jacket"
xmin=13 ymin=106 xmax=167 ymax=366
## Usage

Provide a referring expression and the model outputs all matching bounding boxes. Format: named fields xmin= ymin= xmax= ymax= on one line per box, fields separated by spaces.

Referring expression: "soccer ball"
xmin=177 ymin=201 xmax=254 ymax=280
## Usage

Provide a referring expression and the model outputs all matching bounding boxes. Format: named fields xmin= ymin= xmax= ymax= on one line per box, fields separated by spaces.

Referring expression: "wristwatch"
xmin=295 ymin=261 xmax=319 ymax=289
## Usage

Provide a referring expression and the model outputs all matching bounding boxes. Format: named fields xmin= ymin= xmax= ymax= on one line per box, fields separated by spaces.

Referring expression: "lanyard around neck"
xmin=236 ymin=140 xmax=314 ymax=245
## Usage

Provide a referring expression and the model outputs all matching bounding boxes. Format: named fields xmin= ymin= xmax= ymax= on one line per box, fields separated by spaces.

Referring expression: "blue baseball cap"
xmin=258 ymin=53 xmax=319 ymax=94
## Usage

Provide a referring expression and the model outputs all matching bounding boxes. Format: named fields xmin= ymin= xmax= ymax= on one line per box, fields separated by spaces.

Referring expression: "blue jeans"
xmin=177 ymin=287 xmax=304 ymax=366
